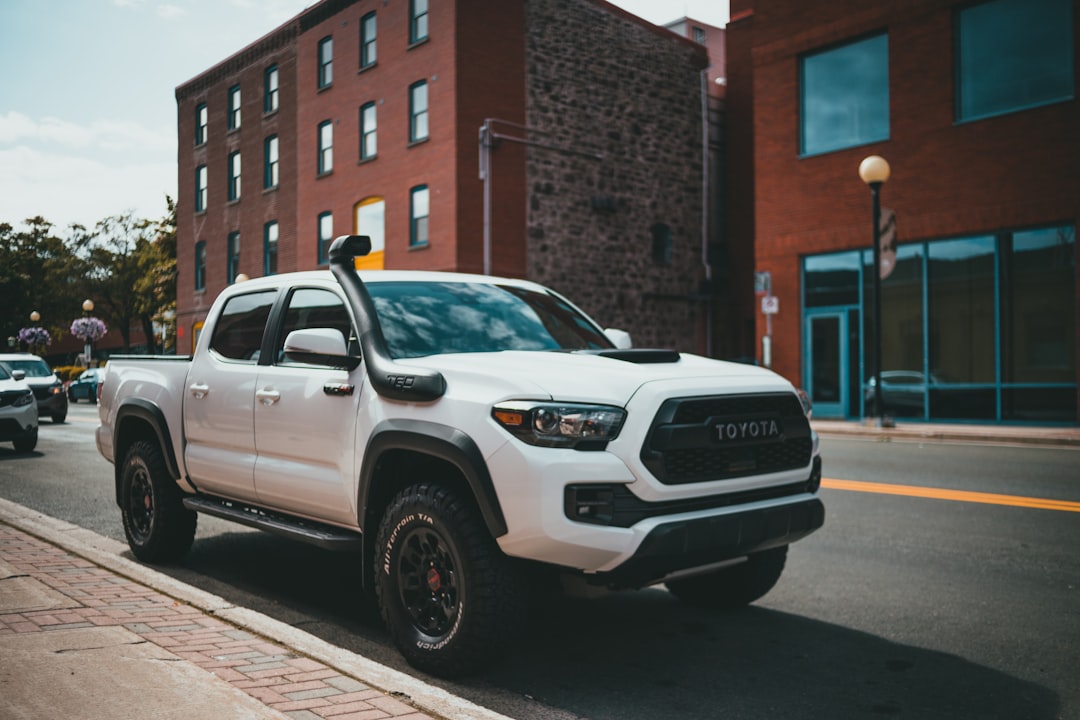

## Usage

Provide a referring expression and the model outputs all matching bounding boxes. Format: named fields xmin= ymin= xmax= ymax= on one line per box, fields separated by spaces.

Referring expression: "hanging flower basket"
xmin=18 ymin=326 xmax=52 ymax=350
xmin=71 ymin=317 xmax=108 ymax=342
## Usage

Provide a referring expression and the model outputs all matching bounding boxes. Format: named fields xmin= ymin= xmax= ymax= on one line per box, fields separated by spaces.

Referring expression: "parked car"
xmin=0 ymin=362 xmax=38 ymax=452
xmin=68 ymin=368 xmax=105 ymax=404
xmin=0 ymin=353 xmax=68 ymax=423
xmin=864 ymin=370 xmax=940 ymax=416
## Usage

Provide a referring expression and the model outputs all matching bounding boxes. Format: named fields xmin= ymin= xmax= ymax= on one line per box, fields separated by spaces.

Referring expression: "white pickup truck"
xmin=96 ymin=235 xmax=824 ymax=677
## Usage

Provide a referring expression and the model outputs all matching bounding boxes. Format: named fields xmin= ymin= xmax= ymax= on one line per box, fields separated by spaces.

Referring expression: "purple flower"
xmin=70 ymin=316 xmax=108 ymax=342
xmin=18 ymin=326 xmax=52 ymax=347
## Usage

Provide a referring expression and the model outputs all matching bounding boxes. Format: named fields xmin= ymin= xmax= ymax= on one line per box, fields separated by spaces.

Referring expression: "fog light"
xmin=565 ymin=485 xmax=616 ymax=525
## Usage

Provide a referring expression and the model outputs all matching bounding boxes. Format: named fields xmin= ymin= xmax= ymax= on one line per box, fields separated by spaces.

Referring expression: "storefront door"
xmin=804 ymin=310 xmax=849 ymax=418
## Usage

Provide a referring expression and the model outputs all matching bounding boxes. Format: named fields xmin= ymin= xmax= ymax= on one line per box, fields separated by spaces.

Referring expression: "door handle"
xmin=189 ymin=383 xmax=210 ymax=399
xmin=256 ymin=388 xmax=281 ymax=405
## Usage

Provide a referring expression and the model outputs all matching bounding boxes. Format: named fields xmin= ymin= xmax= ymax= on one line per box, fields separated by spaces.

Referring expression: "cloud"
xmin=113 ymin=0 xmax=146 ymax=7
xmin=157 ymin=4 xmax=186 ymax=19
xmin=0 ymin=111 xmax=172 ymax=155
xmin=0 ymin=144 xmax=175 ymax=230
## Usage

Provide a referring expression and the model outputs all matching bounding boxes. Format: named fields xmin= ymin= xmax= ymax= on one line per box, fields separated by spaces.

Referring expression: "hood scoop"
xmin=575 ymin=349 xmax=682 ymax=364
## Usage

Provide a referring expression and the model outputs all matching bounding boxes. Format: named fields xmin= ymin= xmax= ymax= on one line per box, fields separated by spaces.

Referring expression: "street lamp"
xmin=859 ymin=155 xmax=891 ymax=427
xmin=82 ymin=299 xmax=94 ymax=365
xmin=30 ymin=311 xmax=40 ymax=323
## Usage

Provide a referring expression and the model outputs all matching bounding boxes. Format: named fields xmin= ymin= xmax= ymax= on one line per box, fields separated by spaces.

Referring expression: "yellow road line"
xmin=821 ymin=478 xmax=1080 ymax=513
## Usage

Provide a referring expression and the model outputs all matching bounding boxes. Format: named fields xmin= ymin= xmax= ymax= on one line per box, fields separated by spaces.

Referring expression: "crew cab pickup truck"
xmin=97 ymin=235 xmax=824 ymax=677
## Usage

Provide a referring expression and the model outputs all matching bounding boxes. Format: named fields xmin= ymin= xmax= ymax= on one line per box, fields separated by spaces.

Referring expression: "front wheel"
xmin=120 ymin=440 xmax=197 ymax=563
xmin=374 ymin=484 xmax=524 ymax=677
xmin=13 ymin=428 xmax=37 ymax=453
xmin=665 ymin=545 xmax=788 ymax=609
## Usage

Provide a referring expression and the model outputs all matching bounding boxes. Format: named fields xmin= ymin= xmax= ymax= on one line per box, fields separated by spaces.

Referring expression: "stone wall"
xmin=523 ymin=0 xmax=710 ymax=352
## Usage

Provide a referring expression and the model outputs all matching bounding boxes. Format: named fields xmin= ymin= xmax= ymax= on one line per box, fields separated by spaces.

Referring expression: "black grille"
xmin=642 ymin=393 xmax=813 ymax=485
xmin=0 ymin=391 xmax=31 ymax=408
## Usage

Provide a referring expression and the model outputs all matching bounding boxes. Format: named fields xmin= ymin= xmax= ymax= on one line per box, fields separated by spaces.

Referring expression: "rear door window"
xmin=209 ymin=290 xmax=277 ymax=362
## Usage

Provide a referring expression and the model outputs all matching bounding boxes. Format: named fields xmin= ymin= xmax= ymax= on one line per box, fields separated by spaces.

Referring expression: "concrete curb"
xmin=812 ymin=421 xmax=1080 ymax=448
xmin=0 ymin=496 xmax=514 ymax=720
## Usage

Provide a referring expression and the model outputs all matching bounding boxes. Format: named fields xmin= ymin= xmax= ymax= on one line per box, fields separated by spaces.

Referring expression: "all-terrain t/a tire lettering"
xmin=120 ymin=440 xmax=197 ymax=563
xmin=375 ymin=484 xmax=524 ymax=677
xmin=665 ymin=545 xmax=789 ymax=609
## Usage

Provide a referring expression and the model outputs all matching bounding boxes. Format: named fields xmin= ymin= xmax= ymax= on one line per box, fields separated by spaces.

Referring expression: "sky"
xmin=0 ymin=0 xmax=729 ymax=233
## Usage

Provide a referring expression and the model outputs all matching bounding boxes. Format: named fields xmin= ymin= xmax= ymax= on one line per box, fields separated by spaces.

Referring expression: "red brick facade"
xmin=728 ymin=0 xmax=1080 ymax=420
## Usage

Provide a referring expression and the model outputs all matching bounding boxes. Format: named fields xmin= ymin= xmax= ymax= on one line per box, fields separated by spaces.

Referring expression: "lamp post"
xmin=82 ymin=299 xmax=94 ymax=365
xmin=859 ymin=155 xmax=891 ymax=427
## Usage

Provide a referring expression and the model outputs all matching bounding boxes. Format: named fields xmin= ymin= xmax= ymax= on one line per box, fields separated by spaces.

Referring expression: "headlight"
xmin=492 ymin=402 xmax=626 ymax=449
xmin=797 ymin=389 xmax=813 ymax=420
xmin=14 ymin=391 xmax=34 ymax=407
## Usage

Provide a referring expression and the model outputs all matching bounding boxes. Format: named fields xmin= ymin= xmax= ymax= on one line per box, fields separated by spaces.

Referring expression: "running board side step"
xmin=182 ymin=495 xmax=363 ymax=552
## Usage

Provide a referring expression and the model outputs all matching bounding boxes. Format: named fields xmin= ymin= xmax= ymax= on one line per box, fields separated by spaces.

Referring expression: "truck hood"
xmin=398 ymin=350 xmax=793 ymax=406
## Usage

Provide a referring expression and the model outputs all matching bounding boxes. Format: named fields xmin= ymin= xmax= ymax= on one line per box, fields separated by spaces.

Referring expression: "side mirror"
xmin=283 ymin=328 xmax=360 ymax=370
xmin=604 ymin=328 xmax=632 ymax=350
xmin=11 ymin=370 xmax=26 ymax=381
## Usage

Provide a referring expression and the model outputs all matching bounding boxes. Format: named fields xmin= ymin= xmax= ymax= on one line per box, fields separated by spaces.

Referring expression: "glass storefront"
xmin=803 ymin=224 xmax=1077 ymax=423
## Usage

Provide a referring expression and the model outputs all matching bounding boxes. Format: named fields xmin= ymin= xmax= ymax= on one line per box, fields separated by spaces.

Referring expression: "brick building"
xmin=175 ymin=0 xmax=729 ymax=355
xmin=727 ymin=0 xmax=1078 ymax=423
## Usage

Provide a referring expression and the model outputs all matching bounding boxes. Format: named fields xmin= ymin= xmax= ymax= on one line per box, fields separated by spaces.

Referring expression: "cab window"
xmin=209 ymin=290 xmax=276 ymax=362
xmin=275 ymin=287 xmax=357 ymax=364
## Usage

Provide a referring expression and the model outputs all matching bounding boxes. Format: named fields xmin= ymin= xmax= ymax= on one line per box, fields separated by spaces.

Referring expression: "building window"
xmin=693 ymin=27 xmax=706 ymax=44
xmin=317 ymin=120 xmax=333 ymax=175
xmin=195 ymin=165 xmax=207 ymax=212
xmin=318 ymin=212 xmax=333 ymax=265
xmin=354 ymin=197 xmax=386 ymax=271
xmin=956 ymin=0 xmax=1074 ymax=122
xmin=195 ymin=103 xmax=207 ymax=145
xmin=227 ymin=232 xmax=240 ymax=284
xmin=361 ymin=12 xmax=377 ymax=68
xmin=228 ymin=85 xmax=241 ymax=130
xmin=264 ymin=65 xmax=279 ymax=114
xmin=360 ymin=102 xmax=377 ymax=160
xmin=800 ymin=33 xmax=889 ymax=156
xmin=194 ymin=240 xmax=206 ymax=290
xmin=318 ymin=36 xmax=333 ymax=88
xmin=264 ymin=135 xmax=279 ymax=189
xmin=264 ymin=221 xmax=279 ymax=275
xmin=228 ymin=151 xmax=241 ymax=201
xmin=409 ymin=80 xmax=428 ymax=142
xmin=410 ymin=185 xmax=429 ymax=247
xmin=409 ymin=0 xmax=428 ymax=44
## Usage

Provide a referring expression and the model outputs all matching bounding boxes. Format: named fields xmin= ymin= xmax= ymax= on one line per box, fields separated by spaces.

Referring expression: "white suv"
xmin=0 ymin=362 xmax=38 ymax=452
xmin=0 ymin=353 xmax=68 ymax=423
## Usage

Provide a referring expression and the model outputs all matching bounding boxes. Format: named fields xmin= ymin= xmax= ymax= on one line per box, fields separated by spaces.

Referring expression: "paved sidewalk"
xmin=812 ymin=419 xmax=1080 ymax=448
xmin=0 ymin=498 xmax=511 ymax=720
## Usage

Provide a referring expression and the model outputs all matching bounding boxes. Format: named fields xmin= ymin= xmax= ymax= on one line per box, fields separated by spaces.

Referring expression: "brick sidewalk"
xmin=0 ymin=523 xmax=434 ymax=720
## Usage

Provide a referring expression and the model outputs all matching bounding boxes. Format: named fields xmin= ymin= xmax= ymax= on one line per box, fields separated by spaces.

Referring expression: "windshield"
xmin=368 ymin=281 xmax=614 ymax=359
xmin=0 ymin=365 xmax=9 ymax=380
xmin=3 ymin=359 xmax=52 ymax=377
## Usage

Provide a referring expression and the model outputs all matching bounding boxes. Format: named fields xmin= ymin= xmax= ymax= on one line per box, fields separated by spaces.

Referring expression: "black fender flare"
xmin=112 ymin=399 xmax=182 ymax=504
xmin=358 ymin=419 xmax=507 ymax=539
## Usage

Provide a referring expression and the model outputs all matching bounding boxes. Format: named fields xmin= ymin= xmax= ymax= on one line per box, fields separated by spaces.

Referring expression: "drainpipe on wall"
xmin=700 ymin=70 xmax=714 ymax=357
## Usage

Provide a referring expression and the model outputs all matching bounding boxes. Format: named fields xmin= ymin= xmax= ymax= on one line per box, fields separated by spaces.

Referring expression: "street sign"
xmin=761 ymin=295 xmax=779 ymax=315
xmin=754 ymin=271 xmax=771 ymax=296
xmin=879 ymin=207 xmax=897 ymax=280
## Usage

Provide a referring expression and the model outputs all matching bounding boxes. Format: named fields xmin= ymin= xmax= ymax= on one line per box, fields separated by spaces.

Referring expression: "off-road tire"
xmin=374 ymin=484 xmax=524 ymax=677
xmin=665 ymin=545 xmax=788 ymax=609
xmin=12 ymin=428 xmax=37 ymax=453
xmin=120 ymin=440 xmax=197 ymax=563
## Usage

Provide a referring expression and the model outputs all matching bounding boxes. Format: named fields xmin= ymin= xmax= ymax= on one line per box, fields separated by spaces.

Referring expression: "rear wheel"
xmin=120 ymin=440 xmax=196 ymax=562
xmin=374 ymin=484 xmax=524 ymax=677
xmin=665 ymin=545 xmax=788 ymax=609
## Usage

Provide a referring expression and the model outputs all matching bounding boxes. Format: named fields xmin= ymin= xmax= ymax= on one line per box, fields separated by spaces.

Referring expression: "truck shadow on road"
xmin=156 ymin=530 xmax=1059 ymax=720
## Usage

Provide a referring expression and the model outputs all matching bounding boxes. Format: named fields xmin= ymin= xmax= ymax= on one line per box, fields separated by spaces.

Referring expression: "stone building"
xmin=174 ymin=0 xmax=728 ymax=354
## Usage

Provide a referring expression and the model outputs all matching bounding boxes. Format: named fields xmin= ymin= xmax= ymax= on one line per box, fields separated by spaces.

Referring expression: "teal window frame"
xmin=317 ymin=120 xmax=333 ymax=175
xmin=227 ymin=151 xmax=241 ymax=201
xmin=318 ymin=36 xmax=333 ymax=89
xmin=409 ymin=0 xmax=428 ymax=44
xmin=361 ymin=12 xmax=377 ymax=68
xmin=955 ymin=0 xmax=1074 ymax=123
xmin=799 ymin=33 xmax=890 ymax=157
xmin=264 ymin=135 xmax=279 ymax=189
xmin=264 ymin=65 xmax=279 ymax=114
xmin=227 ymin=232 xmax=240 ymax=284
xmin=195 ymin=165 xmax=207 ymax=212
xmin=228 ymin=85 xmax=241 ymax=130
xmin=195 ymin=103 xmax=207 ymax=145
xmin=318 ymin=212 xmax=333 ymax=265
xmin=263 ymin=221 xmax=279 ymax=276
xmin=360 ymin=102 xmax=377 ymax=160
xmin=194 ymin=240 xmax=206 ymax=290
xmin=410 ymin=184 xmax=429 ymax=247
xmin=409 ymin=80 xmax=428 ymax=142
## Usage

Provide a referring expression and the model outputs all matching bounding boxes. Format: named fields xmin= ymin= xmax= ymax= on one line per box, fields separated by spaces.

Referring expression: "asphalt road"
xmin=1 ymin=403 xmax=1078 ymax=720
